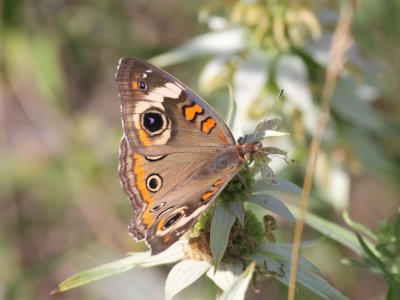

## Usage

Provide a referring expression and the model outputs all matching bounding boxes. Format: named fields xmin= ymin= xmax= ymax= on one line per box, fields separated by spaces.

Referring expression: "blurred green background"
xmin=0 ymin=0 xmax=399 ymax=299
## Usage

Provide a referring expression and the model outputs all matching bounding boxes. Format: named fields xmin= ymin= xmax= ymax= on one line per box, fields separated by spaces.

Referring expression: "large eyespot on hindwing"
xmin=163 ymin=212 xmax=184 ymax=229
xmin=146 ymin=174 xmax=163 ymax=192
xmin=140 ymin=109 xmax=169 ymax=136
xmin=157 ymin=207 xmax=187 ymax=231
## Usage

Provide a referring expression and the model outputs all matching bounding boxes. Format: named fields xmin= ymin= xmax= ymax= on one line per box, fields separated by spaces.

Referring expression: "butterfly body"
xmin=116 ymin=58 xmax=261 ymax=254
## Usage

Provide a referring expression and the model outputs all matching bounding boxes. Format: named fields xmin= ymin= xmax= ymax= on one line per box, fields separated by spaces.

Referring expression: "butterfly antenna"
xmin=250 ymin=89 xmax=284 ymax=143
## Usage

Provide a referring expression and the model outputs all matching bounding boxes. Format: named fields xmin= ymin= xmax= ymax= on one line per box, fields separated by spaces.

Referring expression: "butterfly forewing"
xmin=116 ymin=58 xmax=236 ymax=154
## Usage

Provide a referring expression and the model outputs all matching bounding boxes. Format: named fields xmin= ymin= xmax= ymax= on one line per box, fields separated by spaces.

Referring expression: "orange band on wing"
xmin=219 ymin=128 xmax=230 ymax=144
xmin=157 ymin=219 xmax=165 ymax=231
xmin=183 ymin=102 xmax=203 ymax=122
xmin=138 ymin=127 xmax=151 ymax=146
xmin=201 ymin=189 xmax=218 ymax=201
xmin=133 ymin=153 xmax=155 ymax=226
xmin=213 ymin=179 xmax=225 ymax=187
xmin=201 ymin=178 xmax=226 ymax=202
xmin=201 ymin=117 xmax=216 ymax=134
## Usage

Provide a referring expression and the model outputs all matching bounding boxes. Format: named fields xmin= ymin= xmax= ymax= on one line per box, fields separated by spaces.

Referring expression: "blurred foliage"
xmin=0 ymin=0 xmax=399 ymax=299
xmin=343 ymin=210 xmax=400 ymax=299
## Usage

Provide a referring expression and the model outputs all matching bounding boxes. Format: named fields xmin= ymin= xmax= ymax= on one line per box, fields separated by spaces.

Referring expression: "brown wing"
xmin=119 ymin=137 xmax=242 ymax=254
xmin=116 ymin=58 xmax=240 ymax=254
xmin=116 ymin=57 xmax=236 ymax=157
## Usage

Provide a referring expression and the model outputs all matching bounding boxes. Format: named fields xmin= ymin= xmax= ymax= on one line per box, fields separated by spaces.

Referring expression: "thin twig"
xmin=288 ymin=3 xmax=354 ymax=299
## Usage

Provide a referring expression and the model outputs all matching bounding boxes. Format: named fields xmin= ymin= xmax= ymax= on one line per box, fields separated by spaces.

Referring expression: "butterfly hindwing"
xmin=119 ymin=136 xmax=242 ymax=254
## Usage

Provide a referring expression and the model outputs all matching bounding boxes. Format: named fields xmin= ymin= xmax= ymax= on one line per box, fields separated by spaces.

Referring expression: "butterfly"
xmin=116 ymin=58 xmax=262 ymax=255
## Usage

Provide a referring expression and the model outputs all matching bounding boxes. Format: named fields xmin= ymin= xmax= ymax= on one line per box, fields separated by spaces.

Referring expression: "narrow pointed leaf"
xmin=245 ymin=130 xmax=289 ymax=142
xmin=343 ymin=211 xmax=377 ymax=242
xmin=210 ymin=203 xmax=236 ymax=268
xmin=53 ymin=253 xmax=148 ymax=294
xmin=53 ymin=241 xmax=185 ymax=293
xmin=228 ymin=199 xmax=245 ymax=226
xmin=255 ymin=177 xmax=302 ymax=194
xmin=288 ymin=205 xmax=377 ymax=256
xmin=249 ymin=194 xmax=295 ymax=223
xmin=258 ymin=242 xmax=320 ymax=274
xmin=394 ymin=208 xmax=400 ymax=248
xmin=356 ymin=233 xmax=400 ymax=295
xmin=129 ymin=240 xmax=187 ymax=267
xmin=255 ymin=118 xmax=281 ymax=132
xmin=288 ymin=263 xmax=348 ymax=300
xmin=251 ymin=254 xmax=348 ymax=300
xmin=207 ymin=262 xmax=243 ymax=291
xmin=220 ymin=262 xmax=256 ymax=300
xmin=165 ymin=259 xmax=211 ymax=300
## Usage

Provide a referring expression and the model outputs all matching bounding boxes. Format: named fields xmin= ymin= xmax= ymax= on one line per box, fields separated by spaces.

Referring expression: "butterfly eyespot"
xmin=141 ymin=110 xmax=168 ymax=135
xmin=146 ymin=174 xmax=162 ymax=192
xmin=131 ymin=80 xmax=147 ymax=90
xmin=139 ymin=81 xmax=146 ymax=90
xmin=150 ymin=202 xmax=166 ymax=212
xmin=163 ymin=212 xmax=183 ymax=229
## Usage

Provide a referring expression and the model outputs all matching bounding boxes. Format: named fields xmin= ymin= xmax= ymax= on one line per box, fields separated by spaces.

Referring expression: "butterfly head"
xmin=237 ymin=141 xmax=262 ymax=161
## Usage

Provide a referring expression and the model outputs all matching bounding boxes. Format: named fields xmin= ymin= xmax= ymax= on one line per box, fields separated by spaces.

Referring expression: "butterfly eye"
xmin=146 ymin=174 xmax=162 ymax=192
xmin=163 ymin=212 xmax=183 ymax=229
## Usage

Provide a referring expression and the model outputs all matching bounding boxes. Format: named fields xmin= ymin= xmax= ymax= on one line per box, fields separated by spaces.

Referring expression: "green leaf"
xmin=356 ymin=233 xmax=400 ymax=296
xmin=295 ymin=263 xmax=348 ymax=300
xmin=254 ymin=177 xmax=302 ymax=194
xmin=394 ymin=208 xmax=400 ymax=248
xmin=342 ymin=211 xmax=377 ymax=242
xmin=288 ymin=205 xmax=378 ymax=257
xmin=150 ymin=28 xmax=245 ymax=67
xmin=220 ymin=262 xmax=256 ymax=300
xmin=206 ymin=262 xmax=243 ymax=291
xmin=258 ymin=242 xmax=321 ymax=274
xmin=252 ymin=255 xmax=348 ymax=300
xmin=165 ymin=259 xmax=211 ymax=300
xmin=228 ymin=198 xmax=245 ymax=226
xmin=210 ymin=203 xmax=236 ymax=269
xmin=255 ymin=118 xmax=281 ymax=132
xmin=245 ymin=130 xmax=289 ymax=142
xmin=249 ymin=194 xmax=296 ymax=223
xmin=53 ymin=241 xmax=185 ymax=294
